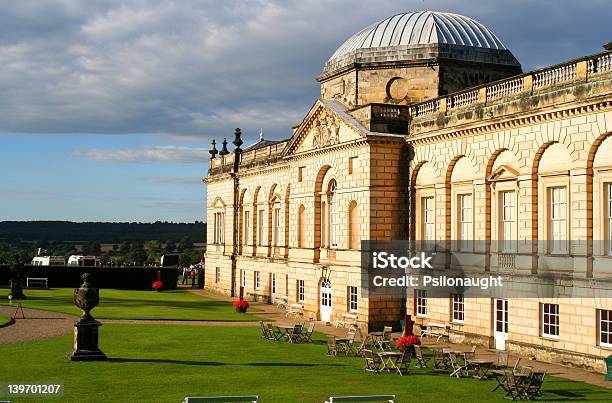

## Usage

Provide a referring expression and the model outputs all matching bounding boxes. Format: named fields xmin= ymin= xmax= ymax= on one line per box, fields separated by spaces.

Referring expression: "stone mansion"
xmin=204 ymin=11 xmax=612 ymax=372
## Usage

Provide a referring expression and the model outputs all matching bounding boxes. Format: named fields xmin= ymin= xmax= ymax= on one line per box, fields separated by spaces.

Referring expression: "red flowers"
xmin=152 ymin=280 xmax=164 ymax=290
xmin=232 ymin=299 xmax=250 ymax=309
xmin=395 ymin=335 xmax=421 ymax=349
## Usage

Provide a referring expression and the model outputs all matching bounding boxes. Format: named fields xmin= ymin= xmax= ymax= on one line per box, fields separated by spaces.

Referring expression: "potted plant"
xmin=233 ymin=299 xmax=250 ymax=313
xmin=395 ymin=335 xmax=421 ymax=353
xmin=152 ymin=280 xmax=164 ymax=292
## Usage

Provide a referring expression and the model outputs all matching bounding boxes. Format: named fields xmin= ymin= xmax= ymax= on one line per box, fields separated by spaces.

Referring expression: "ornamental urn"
xmin=73 ymin=273 xmax=99 ymax=321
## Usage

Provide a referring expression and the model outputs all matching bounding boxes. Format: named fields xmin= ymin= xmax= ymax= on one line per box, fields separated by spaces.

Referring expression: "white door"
xmin=494 ymin=298 xmax=508 ymax=350
xmin=320 ymin=278 xmax=332 ymax=323
xmin=270 ymin=273 xmax=276 ymax=303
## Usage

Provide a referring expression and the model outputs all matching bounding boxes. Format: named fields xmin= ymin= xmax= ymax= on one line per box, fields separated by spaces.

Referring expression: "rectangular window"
xmin=258 ymin=209 xmax=265 ymax=246
xmin=598 ymin=309 xmax=612 ymax=348
xmin=271 ymin=273 xmax=276 ymax=295
xmin=244 ymin=211 xmax=251 ymax=245
xmin=297 ymin=280 xmax=305 ymax=303
xmin=451 ymin=294 xmax=464 ymax=323
xmin=459 ymin=194 xmax=473 ymax=251
xmin=348 ymin=286 xmax=358 ymax=312
xmin=330 ymin=204 xmax=338 ymax=248
xmin=500 ymin=191 xmax=517 ymax=252
xmin=348 ymin=156 xmax=357 ymax=175
xmin=273 ymin=207 xmax=281 ymax=246
xmin=298 ymin=167 xmax=304 ymax=182
xmin=541 ymin=303 xmax=560 ymax=338
xmin=214 ymin=212 xmax=224 ymax=244
xmin=422 ymin=196 xmax=435 ymax=249
xmin=415 ymin=289 xmax=427 ymax=317
xmin=254 ymin=271 xmax=260 ymax=290
xmin=241 ymin=270 xmax=246 ymax=287
xmin=215 ymin=267 xmax=220 ymax=283
xmin=607 ymin=184 xmax=612 ymax=255
xmin=549 ymin=187 xmax=568 ymax=254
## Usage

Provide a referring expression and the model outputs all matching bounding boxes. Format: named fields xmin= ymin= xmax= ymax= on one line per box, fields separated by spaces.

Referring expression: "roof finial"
xmin=259 ymin=128 xmax=264 ymax=141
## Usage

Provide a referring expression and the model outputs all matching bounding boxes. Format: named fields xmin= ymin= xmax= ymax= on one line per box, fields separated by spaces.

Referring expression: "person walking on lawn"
xmin=182 ymin=266 xmax=189 ymax=285
xmin=190 ymin=266 xmax=196 ymax=287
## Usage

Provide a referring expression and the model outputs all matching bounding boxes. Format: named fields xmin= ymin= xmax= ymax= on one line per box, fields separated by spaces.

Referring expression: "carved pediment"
xmin=283 ymin=101 xmax=365 ymax=156
xmin=488 ymin=164 xmax=519 ymax=182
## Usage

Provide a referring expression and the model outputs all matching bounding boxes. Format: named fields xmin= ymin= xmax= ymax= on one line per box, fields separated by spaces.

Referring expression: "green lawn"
xmin=0 ymin=314 xmax=11 ymax=327
xmin=0 ymin=288 xmax=258 ymax=321
xmin=0 ymin=325 xmax=609 ymax=402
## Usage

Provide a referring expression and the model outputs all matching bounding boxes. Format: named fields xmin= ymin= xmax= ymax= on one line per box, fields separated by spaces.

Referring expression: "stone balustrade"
xmin=409 ymin=50 xmax=612 ymax=119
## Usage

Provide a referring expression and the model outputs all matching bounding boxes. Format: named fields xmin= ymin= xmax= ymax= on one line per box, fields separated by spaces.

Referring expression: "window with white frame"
xmin=451 ymin=293 xmax=464 ymax=323
xmin=329 ymin=180 xmax=338 ymax=248
xmin=598 ymin=309 xmax=612 ymax=348
xmin=273 ymin=207 xmax=281 ymax=246
xmin=215 ymin=267 xmax=220 ymax=283
xmin=549 ymin=187 xmax=568 ymax=254
xmin=415 ymin=289 xmax=427 ymax=317
xmin=244 ymin=210 xmax=251 ymax=245
xmin=458 ymin=194 xmax=473 ymax=251
xmin=541 ymin=303 xmax=559 ymax=338
xmin=297 ymin=280 xmax=305 ymax=303
xmin=348 ymin=286 xmax=358 ymax=312
xmin=607 ymin=183 xmax=612 ymax=255
xmin=500 ymin=190 xmax=517 ymax=252
xmin=422 ymin=197 xmax=435 ymax=249
xmin=214 ymin=212 xmax=224 ymax=244
xmin=258 ymin=209 xmax=265 ymax=245
xmin=254 ymin=271 xmax=260 ymax=290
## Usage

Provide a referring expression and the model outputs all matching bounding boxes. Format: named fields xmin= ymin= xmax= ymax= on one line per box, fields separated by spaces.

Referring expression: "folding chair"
xmin=285 ymin=324 xmax=303 ymax=343
xmin=363 ymin=349 xmax=383 ymax=373
xmin=300 ymin=322 xmax=315 ymax=343
xmin=463 ymin=351 xmax=476 ymax=373
xmin=525 ymin=370 xmax=546 ymax=399
xmin=327 ymin=335 xmax=338 ymax=356
xmin=259 ymin=321 xmax=268 ymax=339
xmin=414 ymin=345 xmax=430 ymax=368
xmin=378 ymin=326 xmax=393 ymax=350
xmin=395 ymin=350 xmax=412 ymax=376
xmin=432 ymin=348 xmax=447 ymax=369
xmin=266 ymin=323 xmax=280 ymax=340
xmin=449 ymin=353 xmax=467 ymax=378
xmin=504 ymin=370 xmax=527 ymax=400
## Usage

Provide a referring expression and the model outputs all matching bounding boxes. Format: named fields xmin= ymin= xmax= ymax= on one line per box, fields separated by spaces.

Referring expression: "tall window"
xmin=458 ymin=194 xmax=473 ymax=251
xmin=271 ymin=273 xmax=276 ymax=295
xmin=297 ymin=280 xmax=305 ymax=303
xmin=214 ymin=212 xmax=224 ymax=244
xmin=549 ymin=187 xmax=567 ymax=254
xmin=598 ymin=309 xmax=612 ymax=348
xmin=422 ymin=197 xmax=435 ymax=249
xmin=298 ymin=205 xmax=306 ymax=248
xmin=258 ymin=209 xmax=265 ymax=246
xmin=241 ymin=270 xmax=246 ymax=287
xmin=244 ymin=211 xmax=251 ymax=245
xmin=451 ymin=294 xmax=464 ymax=323
xmin=329 ymin=180 xmax=338 ymax=248
xmin=607 ymin=184 xmax=612 ymax=255
xmin=215 ymin=267 xmax=220 ymax=283
xmin=273 ymin=207 xmax=281 ymax=246
xmin=348 ymin=201 xmax=359 ymax=250
xmin=254 ymin=271 xmax=260 ymax=290
xmin=541 ymin=303 xmax=559 ymax=338
xmin=348 ymin=286 xmax=358 ymax=311
xmin=500 ymin=191 xmax=517 ymax=252
xmin=415 ymin=289 xmax=427 ymax=317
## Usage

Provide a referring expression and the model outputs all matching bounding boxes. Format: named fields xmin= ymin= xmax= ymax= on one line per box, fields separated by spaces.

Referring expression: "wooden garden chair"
xmin=449 ymin=353 xmax=467 ymax=378
xmin=525 ymin=370 xmax=546 ymax=399
xmin=432 ymin=348 xmax=447 ymax=369
xmin=327 ymin=335 xmax=338 ymax=356
xmin=363 ymin=349 xmax=383 ymax=373
xmin=395 ymin=350 xmax=412 ymax=376
xmin=504 ymin=370 xmax=527 ymax=400
xmin=285 ymin=324 xmax=303 ymax=343
xmin=378 ymin=326 xmax=393 ymax=350
xmin=300 ymin=322 xmax=315 ymax=342
xmin=414 ymin=345 xmax=430 ymax=368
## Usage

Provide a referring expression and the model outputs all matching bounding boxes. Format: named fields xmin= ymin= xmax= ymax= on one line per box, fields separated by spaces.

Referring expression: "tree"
xmin=177 ymin=235 xmax=192 ymax=252
xmin=119 ymin=241 xmax=131 ymax=255
xmin=128 ymin=248 xmax=147 ymax=266
xmin=144 ymin=240 xmax=161 ymax=254
xmin=163 ymin=239 xmax=176 ymax=253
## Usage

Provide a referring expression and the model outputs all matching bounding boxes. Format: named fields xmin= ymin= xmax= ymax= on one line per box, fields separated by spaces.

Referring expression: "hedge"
xmin=0 ymin=265 xmax=179 ymax=290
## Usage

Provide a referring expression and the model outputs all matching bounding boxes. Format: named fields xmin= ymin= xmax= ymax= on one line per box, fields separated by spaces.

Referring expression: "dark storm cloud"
xmin=0 ymin=0 xmax=610 ymax=143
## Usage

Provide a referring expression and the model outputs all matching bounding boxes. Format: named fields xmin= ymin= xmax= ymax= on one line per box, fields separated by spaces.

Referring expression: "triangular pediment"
xmin=283 ymin=100 xmax=368 ymax=156
xmin=488 ymin=164 xmax=519 ymax=181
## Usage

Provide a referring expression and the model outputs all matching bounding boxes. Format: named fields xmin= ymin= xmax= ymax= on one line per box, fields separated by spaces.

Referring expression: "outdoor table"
xmin=490 ymin=369 xmax=508 ymax=392
xmin=466 ymin=359 xmax=494 ymax=380
xmin=368 ymin=332 xmax=387 ymax=350
xmin=377 ymin=351 xmax=403 ymax=374
xmin=335 ymin=338 xmax=353 ymax=355
xmin=275 ymin=325 xmax=295 ymax=341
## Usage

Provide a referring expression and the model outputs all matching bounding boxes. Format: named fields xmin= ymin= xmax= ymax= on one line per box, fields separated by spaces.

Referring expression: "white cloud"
xmin=72 ymin=145 xmax=210 ymax=163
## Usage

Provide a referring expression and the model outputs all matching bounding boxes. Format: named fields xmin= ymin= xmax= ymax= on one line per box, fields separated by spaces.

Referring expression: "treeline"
xmin=0 ymin=221 xmax=206 ymax=243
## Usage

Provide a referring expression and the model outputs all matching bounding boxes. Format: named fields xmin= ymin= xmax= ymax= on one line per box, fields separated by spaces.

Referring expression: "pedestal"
xmin=70 ymin=319 xmax=106 ymax=361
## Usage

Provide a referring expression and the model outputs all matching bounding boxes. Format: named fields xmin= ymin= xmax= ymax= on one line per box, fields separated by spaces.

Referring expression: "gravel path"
xmin=0 ymin=305 xmax=76 ymax=345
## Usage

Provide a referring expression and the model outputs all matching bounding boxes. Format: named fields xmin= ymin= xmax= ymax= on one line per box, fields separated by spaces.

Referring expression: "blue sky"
xmin=0 ymin=0 xmax=610 ymax=222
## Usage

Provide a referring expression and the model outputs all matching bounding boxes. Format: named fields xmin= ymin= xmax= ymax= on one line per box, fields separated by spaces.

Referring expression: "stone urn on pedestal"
xmin=70 ymin=273 xmax=106 ymax=361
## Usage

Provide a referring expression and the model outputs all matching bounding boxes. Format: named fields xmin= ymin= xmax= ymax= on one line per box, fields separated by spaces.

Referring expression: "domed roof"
xmin=321 ymin=11 xmax=519 ymax=78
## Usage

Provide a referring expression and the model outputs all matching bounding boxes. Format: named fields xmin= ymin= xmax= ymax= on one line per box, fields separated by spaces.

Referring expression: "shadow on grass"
xmin=106 ymin=357 xmax=226 ymax=366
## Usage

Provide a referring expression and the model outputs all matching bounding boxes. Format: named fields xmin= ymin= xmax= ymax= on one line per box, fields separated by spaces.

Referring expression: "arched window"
xmin=348 ymin=201 xmax=359 ymax=250
xmin=328 ymin=180 xmax=338 ymax=248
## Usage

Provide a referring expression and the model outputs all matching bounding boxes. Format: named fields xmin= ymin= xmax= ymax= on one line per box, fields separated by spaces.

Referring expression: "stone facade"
xmin=204 ymin=39 xmax=612 ymax=372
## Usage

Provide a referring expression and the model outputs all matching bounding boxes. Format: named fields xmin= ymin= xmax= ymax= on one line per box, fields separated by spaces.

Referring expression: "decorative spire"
xmin=233 ymin=128 xmax=243 ymax=153
xmin=219 ymin=137 xmax=229 ymax=156
xmin=209 ymin=139 xmax=218 ymax=159
xmin=259 ymin=128 xmax=264 ymax=141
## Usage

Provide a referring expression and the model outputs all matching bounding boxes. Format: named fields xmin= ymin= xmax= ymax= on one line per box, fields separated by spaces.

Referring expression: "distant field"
xmin=0 ymin=288 xmax=258 ymax=321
